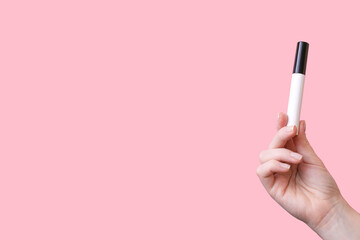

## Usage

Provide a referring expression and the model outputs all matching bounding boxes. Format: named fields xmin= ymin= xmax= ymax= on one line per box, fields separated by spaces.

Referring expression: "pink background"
xmin=1 ymin=0 xmax=360 ymax=239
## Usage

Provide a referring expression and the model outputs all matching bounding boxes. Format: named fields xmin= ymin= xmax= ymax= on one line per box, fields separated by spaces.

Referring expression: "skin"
xmin=257 ymin=112 xmax=360 ymax=239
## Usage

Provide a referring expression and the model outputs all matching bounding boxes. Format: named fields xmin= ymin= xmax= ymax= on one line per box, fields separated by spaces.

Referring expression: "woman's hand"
xmin=256 ymin=112 xmax=360 ymax=239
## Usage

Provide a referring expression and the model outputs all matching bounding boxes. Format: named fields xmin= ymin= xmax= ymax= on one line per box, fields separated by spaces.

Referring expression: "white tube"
xmin=287 ymin=73 xmax=305 ymax=135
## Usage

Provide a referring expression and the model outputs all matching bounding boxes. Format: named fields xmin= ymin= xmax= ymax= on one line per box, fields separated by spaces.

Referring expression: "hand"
xmin=257 ymin=112 xmax=343 ymax=232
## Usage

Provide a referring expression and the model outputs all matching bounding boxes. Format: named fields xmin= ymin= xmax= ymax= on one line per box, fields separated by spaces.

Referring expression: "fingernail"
xmin=303 ymin=121 xmax=306 ymax=132
xmin=290 ymin=152 xmax=303 ymax=160
xmin=286 ymin=125 xmax=294 ymax=132
xmin=280 ymin=163 xmax=291 ymax=169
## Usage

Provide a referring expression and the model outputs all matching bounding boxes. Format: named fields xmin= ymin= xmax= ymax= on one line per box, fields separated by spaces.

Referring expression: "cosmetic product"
xmin=287 ymin=41 xmax=309 ymax=135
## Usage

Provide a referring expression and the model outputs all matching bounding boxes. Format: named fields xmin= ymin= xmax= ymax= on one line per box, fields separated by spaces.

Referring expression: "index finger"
xmin=268 ymin=125 xmax=297 ymax=149
xmin=276 ymin=112 xmax=288 ymax=130
xmin=276 ymin=112 xmax=296 ymax=151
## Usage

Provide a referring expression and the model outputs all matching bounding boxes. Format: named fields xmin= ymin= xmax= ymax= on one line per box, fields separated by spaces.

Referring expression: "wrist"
xmin=312 ymin=196 xmax=360 ymax=240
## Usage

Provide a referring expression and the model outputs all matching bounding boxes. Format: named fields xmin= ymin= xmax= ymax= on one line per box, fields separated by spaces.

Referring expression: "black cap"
xmin=293 ymin=41 xmax=309 ymax=74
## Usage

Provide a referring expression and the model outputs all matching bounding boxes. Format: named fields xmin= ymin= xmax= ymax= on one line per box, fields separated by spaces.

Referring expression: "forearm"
xmin=312 ymin=197 xmax=360 ymax=240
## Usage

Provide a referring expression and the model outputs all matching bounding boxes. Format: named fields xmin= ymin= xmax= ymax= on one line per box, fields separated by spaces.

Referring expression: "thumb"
xmin=293 ymin=120 xmax=324 ymax=166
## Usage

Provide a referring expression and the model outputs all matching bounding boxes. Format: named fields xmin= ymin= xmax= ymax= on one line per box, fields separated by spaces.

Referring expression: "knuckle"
xmin=256 ymin=165 xmax=262 ymax=176
xmin=258 ymin=150 xmax=266 ymax=161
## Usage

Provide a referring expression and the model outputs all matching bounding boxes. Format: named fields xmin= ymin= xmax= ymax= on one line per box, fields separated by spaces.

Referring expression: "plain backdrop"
xmin=1 ymin=0 xmax=360 ymax=239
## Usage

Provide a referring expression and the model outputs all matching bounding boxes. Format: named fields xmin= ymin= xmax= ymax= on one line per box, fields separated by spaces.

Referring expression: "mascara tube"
xmin=287 ymin=41 xmax=309 ymax=135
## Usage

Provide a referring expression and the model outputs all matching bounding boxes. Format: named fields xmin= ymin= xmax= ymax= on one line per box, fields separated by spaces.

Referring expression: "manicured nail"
xmin=286 ymin=125 xmax=294 ymax=132
xmin=280 ymin=163 xmax=291 ymax=169
xmin=290 ymin=152 xmax=303 ymax=160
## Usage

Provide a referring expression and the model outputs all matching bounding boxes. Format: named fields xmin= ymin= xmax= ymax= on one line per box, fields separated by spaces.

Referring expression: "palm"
xmin=271 ymin=138 xmax=341 ymax=228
